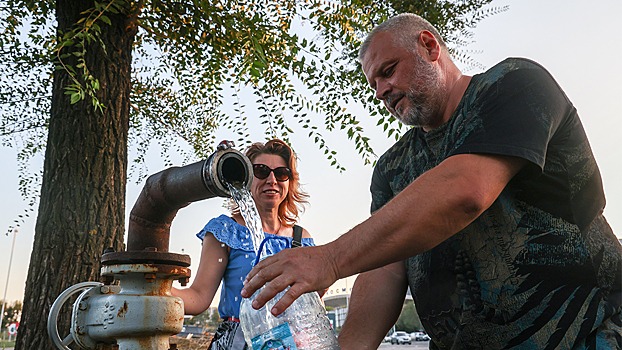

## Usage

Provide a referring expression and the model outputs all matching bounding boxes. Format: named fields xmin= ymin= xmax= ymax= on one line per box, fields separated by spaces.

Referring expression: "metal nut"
xmin=179 ymin=277 xmax=189 ymax=287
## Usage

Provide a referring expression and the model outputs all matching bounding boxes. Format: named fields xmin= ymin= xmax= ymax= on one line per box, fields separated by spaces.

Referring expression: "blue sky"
xmin=1 ymin=0 xmax=621 ymax=304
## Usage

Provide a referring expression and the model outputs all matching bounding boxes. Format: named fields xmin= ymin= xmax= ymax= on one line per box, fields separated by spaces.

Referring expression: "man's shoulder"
xmin=468 ymin=57 xmax=555 ymax=100
xmin=482 ymin=57 xmax=550 ymax=81
xmin=492 ymin=57 xmax=545 ymax=70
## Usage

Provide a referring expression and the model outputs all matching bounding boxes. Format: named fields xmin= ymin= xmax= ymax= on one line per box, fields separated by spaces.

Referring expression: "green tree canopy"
xmin=396 ymin=299 xmax=422 ymax=333
xmin=1 ymin=0 xmax=505 ymax=212
xmin=1 ymin=300 xmax=22 ymax=331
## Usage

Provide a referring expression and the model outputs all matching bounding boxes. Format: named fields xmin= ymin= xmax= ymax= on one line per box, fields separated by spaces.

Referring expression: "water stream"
xmin=227 ymin=182 xmax=265 ymax=258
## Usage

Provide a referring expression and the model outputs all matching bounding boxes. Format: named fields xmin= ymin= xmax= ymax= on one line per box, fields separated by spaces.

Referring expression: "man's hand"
xmin=241 ymin=244 xmax=340 ymax=316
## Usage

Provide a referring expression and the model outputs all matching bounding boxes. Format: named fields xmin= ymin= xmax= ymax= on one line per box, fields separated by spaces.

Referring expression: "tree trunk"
xmin=15 ymin=1 xmax=135 ymax=348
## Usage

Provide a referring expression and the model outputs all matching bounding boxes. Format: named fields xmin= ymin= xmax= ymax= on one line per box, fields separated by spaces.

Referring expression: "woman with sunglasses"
xmin=173 ymin=139 xmax=316 ymax=349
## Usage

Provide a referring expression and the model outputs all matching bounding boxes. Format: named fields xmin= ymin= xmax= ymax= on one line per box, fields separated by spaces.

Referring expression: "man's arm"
xmin=338 ymin=262 xmax=408 ymax=350
xmin=242 ymin=153 xmax=526 ymax=314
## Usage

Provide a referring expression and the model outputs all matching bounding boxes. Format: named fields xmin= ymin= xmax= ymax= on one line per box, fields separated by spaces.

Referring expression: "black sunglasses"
xmin=253 ymin=164 xmax=291 ymax=182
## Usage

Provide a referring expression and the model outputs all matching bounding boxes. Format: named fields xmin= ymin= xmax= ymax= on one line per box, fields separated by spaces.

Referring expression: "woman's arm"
xmin=172 ymin=232 xmax=228 ymax=315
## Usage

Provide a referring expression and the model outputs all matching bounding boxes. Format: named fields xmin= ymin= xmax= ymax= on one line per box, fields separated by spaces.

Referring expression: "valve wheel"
xmin=47 ymin=282 xmax=103 ymax=350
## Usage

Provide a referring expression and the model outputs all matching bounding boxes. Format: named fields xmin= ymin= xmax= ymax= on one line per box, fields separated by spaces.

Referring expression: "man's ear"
xmin=418 ymin=30 xmax=441 ymax=61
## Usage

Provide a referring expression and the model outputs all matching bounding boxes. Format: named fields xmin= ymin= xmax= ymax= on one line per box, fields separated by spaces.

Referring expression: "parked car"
xmin=383 ymin=335 xmax=392 ymax=343
xmin=410 ymin=331 xmax=431 ymax=341
xmin=390 ymin=331 xmax=412 ymax=345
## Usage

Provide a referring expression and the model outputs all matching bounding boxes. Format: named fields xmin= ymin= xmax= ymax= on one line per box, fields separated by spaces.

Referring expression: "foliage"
xmin=386 ymin=0 xmax=508 ymax=70
xmin=1 ymin=300 xmax=22 ymax=330
xmin=55 ymin=0 xmax=129 ymax=112
xmin=395 ymin=299 xmax=422 ymax=333
xmin=0 ymin=0 xmax=505 ymax=232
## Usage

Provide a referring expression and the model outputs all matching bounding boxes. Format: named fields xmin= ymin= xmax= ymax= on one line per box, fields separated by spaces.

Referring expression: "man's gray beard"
xmin=399 ymin=94 xmax=434 ymax=127
xmin=398 ymin=57 xmax=443 ymax=127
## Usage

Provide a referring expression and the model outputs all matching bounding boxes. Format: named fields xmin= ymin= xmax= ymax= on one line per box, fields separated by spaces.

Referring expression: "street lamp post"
xmin=0 ymin=228 xmax=18 ymax=341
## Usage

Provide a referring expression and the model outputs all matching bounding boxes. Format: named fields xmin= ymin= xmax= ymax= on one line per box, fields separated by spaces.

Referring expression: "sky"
xmin=1 ymin=0 xmax=621 ymax=306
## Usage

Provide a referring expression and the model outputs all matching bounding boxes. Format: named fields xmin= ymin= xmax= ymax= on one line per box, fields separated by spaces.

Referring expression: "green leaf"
xmin=70 ymin=92 xmax=82 ymax=104
xmin=100 ymin=15 xmax=112 ymax=26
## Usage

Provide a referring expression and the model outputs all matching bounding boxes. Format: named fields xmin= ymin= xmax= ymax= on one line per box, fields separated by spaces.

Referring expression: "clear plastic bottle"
xmin=239 ymin=286 xmax=340 ymax=349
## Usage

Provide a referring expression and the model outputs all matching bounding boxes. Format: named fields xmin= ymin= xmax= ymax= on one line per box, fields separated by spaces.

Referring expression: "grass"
xmin=0 ymin=339 xmax=16 ymax=348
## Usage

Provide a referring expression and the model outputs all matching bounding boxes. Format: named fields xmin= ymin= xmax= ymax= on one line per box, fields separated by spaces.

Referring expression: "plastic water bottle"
xmin=239 ymin=286 xmax=340 ymax=349
xmin=239 ymin=236 xmax=339 ymax=349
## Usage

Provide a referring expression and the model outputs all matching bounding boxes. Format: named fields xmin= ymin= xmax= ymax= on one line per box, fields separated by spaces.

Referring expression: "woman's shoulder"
xmin=196 ymin=214 xmax=254 ymax=251
xmin=292 ymin=225 xmax=314 ymax=245
xmin=297 ymin=225 xmax=313 ymax=239
xmin=259 ymin=233 xmax=315 ymax=256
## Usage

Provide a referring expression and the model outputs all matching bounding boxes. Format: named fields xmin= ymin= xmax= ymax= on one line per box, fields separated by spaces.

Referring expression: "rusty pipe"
xmin=125 ymin=141 xmax=252 ymax=255
xmin=56 ymin=142 xmax=253 ymax=350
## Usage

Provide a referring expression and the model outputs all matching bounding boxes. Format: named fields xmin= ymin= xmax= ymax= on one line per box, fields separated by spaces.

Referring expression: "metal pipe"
xmin=47 ymin=141 xmax=254 ymax=350
xmin=108 ymin=141 xmax=252 ymax=261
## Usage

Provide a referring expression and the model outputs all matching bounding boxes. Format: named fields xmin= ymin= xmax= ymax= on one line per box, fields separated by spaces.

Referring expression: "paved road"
xmin=379 ymin=341 xmax=430 ymax=349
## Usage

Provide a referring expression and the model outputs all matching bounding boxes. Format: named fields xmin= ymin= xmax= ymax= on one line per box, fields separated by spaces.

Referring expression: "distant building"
xmin=176 ymin=325 xmax=206 ymax=339
xmin=323 ymin=276 xmax=413 ymax=329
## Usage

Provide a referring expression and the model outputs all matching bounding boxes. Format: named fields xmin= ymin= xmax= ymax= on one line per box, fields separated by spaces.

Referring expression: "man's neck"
xmin=442 ymin=74 xmax=472 ymax=123
xmin=421 ymin=59 xmax=471 ymax=132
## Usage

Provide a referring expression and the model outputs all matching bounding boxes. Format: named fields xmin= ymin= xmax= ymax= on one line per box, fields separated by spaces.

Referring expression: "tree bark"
xmin=15 ymin=0 xmax=135 ymax=348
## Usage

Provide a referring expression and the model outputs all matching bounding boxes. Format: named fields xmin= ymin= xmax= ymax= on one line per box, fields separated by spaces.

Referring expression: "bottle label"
xmin=251 ymin=322 xmax=298 ymax=350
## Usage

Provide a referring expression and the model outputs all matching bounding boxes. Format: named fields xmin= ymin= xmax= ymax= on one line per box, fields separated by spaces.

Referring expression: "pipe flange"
xmin=101 ymin=251 xmax=191 ymax=267
xmin=202 ymin=146 xmax=253 ymax=197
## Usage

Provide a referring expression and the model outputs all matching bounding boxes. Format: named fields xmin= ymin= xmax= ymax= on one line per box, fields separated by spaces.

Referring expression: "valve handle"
xmin=217 ymin=140 xmax=235 ymax=151
xmin=47 ymin=282 xmax=103 ymax=350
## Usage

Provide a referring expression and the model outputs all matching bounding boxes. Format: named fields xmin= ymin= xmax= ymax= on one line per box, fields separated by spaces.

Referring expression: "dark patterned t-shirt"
xmin=370 ymin=58 xmax=622 ymax=349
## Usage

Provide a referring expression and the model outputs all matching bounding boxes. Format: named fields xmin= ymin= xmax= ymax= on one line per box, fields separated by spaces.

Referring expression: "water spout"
xmin=104 ymin=141 xmax=252 ymax=264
